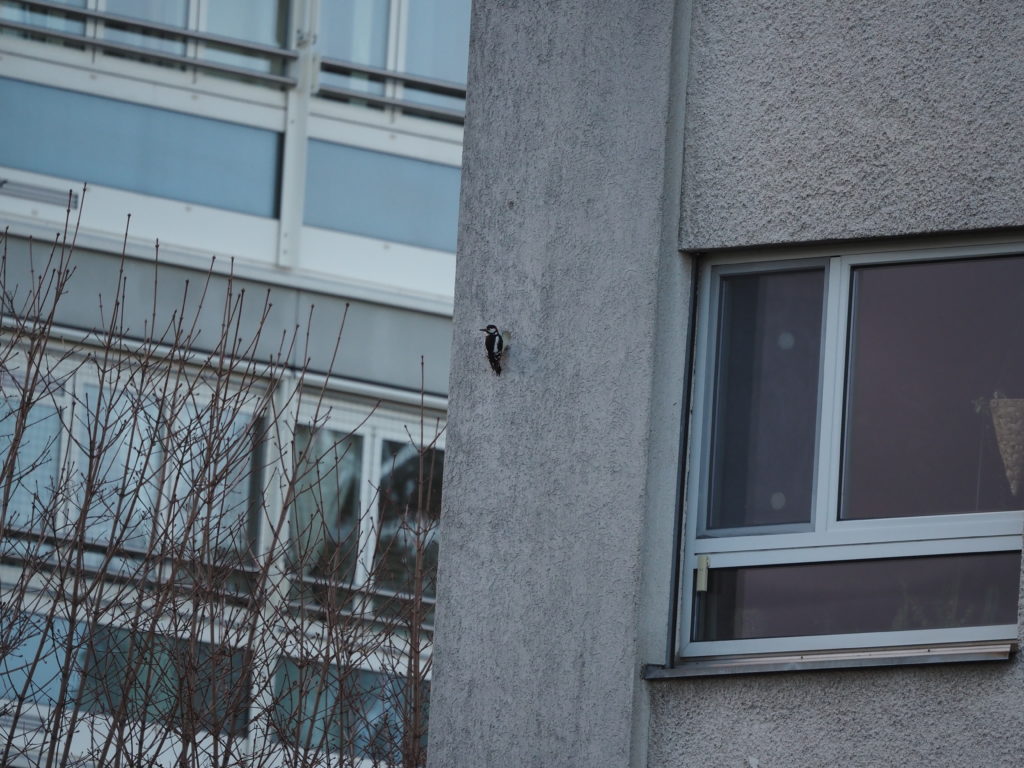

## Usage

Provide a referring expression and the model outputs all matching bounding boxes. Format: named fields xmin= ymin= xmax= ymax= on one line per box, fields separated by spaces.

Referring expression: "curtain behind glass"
xmin=319 ymin=0 xmax=389 ymax=95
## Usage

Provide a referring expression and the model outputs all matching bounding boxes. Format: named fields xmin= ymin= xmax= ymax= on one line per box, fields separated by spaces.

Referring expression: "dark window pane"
xmin=290 ymin=426 xmax=363 ymax=596
xmin=842 ymin=256 xmax=1024 ymax=519
xmin=0 ymin=77 xmax=281 ymax=217
xmin=693 ymin=551 xmax=1021 ymax=641
xmin=79 ymin=626 xmax=250 ymax=736
xmin=271 ymin=660 xmax=416 ymax=762
xmin=373 ymin=440 xmax=442 ymax=597
xmin=707 ymin=269 xmax=824 ymax=529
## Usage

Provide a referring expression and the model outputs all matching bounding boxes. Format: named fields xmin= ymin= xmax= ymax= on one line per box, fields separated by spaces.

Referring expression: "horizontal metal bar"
xmin=0 ymin=178 xmax=78 ymax=208
xmin=316 ymin=84 xmax=465 ymax=124
xmin=644 ymin=641 xmax=1016 ymax=679
xmin=12 ymin=0 xmax=298 ymax=59
xmin=0 ymin=19 xmax=297 ymax=87
xmin=320 ymin=56 xmax=466 ymax=98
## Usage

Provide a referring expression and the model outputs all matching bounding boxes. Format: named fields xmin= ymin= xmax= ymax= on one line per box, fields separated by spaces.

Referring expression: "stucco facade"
xmin=430 ymin=1 xmax=1024 ymax=766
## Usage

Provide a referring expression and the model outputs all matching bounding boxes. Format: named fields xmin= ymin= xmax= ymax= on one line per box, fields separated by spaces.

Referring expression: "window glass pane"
xmin=102 ymin=0 xmax=188 ymax=56
xmin=402 ymin=0 xmax=470 ymax=111
xmin=271 ymin=661 xmax=413 ymax=762
xmin=321 ymin=0 xmax=388 ymax=64
xmin=203 ymin=0 xmax=289 ymax=74
xmin=271 ymin=658 xmax=347 ymax=752
xmin=165 ymin=407 xmax=262 ymax=566
xmin=319 ymin=0 xmax=388 ymax=96
xmin=304 ymin=140 xmax=460 ymax=252
xmin=374 ymin=440 xmax=442 ymax=597
xmin=80 ymin=625 xmax=250 ymax=736
xmin=290 ymin=425 xmax=363 ymax=595
xmin=693 ymin=551 xmax=1021 ymax=642
xmin=842 ymin=256 xmax=1024 ymax=519
xmin=707 ymin=269 xmax=824 ymax=530
xmin=0 ymin=77 xmax=281 ymax=217
xmin=0 ymin=395 xmax=61 ymax=535
xmin=76 ymin=385 xmax=161 ymax=551
xmin=404 ymin=0 xmax=469 ymax=83
xmin=0 ymin=0 xmax=86 ymax=36
xmin=0 ymin=616 xmax=83 ymax=708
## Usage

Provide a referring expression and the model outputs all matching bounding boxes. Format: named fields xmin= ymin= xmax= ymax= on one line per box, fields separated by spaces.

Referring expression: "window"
xmin=0 ymin=77 xmax=281 ymax=217
xmin=304 ymin=140 xmax=461 ymax=252
xmin=680 ymin=247 xmax=1024 ymax=659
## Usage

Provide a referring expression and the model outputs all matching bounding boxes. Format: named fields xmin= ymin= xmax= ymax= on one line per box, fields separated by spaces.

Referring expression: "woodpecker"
xmin=480 ymin=324 xmax=504 ymax=375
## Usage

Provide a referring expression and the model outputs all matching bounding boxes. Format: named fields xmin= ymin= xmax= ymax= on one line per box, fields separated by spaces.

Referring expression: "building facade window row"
xmin=0 ymin=341 xmax=442 ymax=763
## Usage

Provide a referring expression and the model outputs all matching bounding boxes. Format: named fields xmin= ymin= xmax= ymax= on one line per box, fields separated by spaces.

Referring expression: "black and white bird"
xmin=480 ymin=324 xmax=504 ymax=375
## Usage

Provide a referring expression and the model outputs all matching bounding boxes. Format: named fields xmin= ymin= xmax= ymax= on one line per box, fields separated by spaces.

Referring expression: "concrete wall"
xmin=433 ymin=0 xmax=1024 ymax=766
xmin=682 ymin=0 xmax=1024 ymax=250
xmin=428 ymin=0 xmax=689 ymax=766
xmin=1 ymin=237 xmax=452 ymax=395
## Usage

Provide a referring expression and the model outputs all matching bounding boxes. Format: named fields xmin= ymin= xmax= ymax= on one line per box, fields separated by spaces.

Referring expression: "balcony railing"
xmin=318 ymin=58 xmax=466 ymax=125
xmin=1 ymin=0 xmax=468 ymax=124
xmin=0 ymin=0 xmax=298 ymax=87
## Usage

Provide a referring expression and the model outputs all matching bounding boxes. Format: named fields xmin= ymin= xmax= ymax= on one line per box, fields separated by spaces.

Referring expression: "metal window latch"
xmin=696 ymin=555 xmax=709 ymax=593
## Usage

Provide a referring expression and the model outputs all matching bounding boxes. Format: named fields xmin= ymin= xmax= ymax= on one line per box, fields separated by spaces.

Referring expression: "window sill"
xmin=644 ymin=641 xmax=1016 ymax=679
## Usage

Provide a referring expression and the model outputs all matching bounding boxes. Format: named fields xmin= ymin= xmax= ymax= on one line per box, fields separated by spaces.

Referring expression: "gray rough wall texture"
xmin=428 ymin=0 xmax=685 ymax=766
xmin=650 ymin=634 xmax=1024 ymax=767
xmin=682 ymin=0 xmax=1024 ymax=250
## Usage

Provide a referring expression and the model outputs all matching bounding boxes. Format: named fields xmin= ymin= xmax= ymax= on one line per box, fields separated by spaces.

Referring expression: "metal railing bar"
xmin=12 ymin=0 xmax=298 ymax=60
xmin=0 ymin=19 xmax=297 ymax=87
xmin=316 ymin=84 xmax=464 ymax=124
xmin=320 ymin=56 xmax=466 ymax=98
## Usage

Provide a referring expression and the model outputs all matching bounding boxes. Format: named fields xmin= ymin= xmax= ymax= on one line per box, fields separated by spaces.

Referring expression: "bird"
xmin=480 ymin=324 xmax=504 ymax=375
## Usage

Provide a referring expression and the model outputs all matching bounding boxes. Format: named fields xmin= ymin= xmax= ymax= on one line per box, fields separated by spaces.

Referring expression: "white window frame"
xmin=679 ymin=241 xmax=1024 ymax=660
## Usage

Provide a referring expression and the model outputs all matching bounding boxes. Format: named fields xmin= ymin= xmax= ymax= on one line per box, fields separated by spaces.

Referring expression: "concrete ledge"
xmin=644 ymin=642 xmax=1016 ymax=679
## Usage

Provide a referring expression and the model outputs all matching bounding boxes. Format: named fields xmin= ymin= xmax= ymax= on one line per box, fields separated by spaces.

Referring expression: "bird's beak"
xmin=479 ymin=328 xmax=487 ymax=332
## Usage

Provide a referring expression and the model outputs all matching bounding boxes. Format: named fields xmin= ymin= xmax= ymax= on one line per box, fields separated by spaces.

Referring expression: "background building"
xmin=0 ymin=1 xmax=466 ymax=765
xmin=431 ymin=1 xmax=1024 ymax=766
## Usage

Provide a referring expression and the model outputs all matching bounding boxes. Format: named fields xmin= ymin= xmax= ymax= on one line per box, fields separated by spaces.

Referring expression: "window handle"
xmin=696 ymin=555 xmax=709 ymax=593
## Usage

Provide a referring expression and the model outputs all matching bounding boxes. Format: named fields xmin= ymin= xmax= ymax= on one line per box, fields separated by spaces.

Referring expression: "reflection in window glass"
xmin=707 ymin=269 xmax=824 ymax=530
xmin=319 ymin=0 xmax=388 ymax=95
xmin=0 ymin=78 xmax=281 ymax=217
xmin=403 ymin=0 xmax=470 ymax=110
xmin=80 ymin=625 xmax=250 ymax=736
xmin=0 ymin=616 xmax=82 ymax=708
xmin=0 ymin=395 xmax=61 ymax=534
xmin=203 ymin=0 xmax=289 ymax=74
xmin=842 ymin=256 xmax=1024 ymax=519
xmin=374 ymin=440 xmax=442 ymax=597
xmin=102 ymin=0 xmax=188 ymax=56
xmin=290 ymin=426 xmax=363 ymax=596
xmin=693 ymin=552 xmax=1021 ymax=642
xmin=304 ymin=140 xmax=460 ymax=252
xmin=272 ymin=659 xmax=411 ymax=762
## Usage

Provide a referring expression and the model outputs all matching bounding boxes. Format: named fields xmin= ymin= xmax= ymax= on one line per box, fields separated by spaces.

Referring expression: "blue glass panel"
xmin=0 ymin=77 xmax=280 ymax=217
xmin=204 ymin=0 xmax=289 ymax=75
xmin=102 ymin=0 xmax=187 ymax=56
xmin=319 ymin=0 xmax=389 ymax=96
xmin=405 ymin=0 xmax=469 ymax=83
xmin=304 ymin=140 xmax=460 ymax=252
xmin=403 ymin=0 xmax=470 ymax=111
xmin=0 ymin=0 xmax=86 ymax=36
xmin=0 ymin=616 xmax=83 ymax=708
